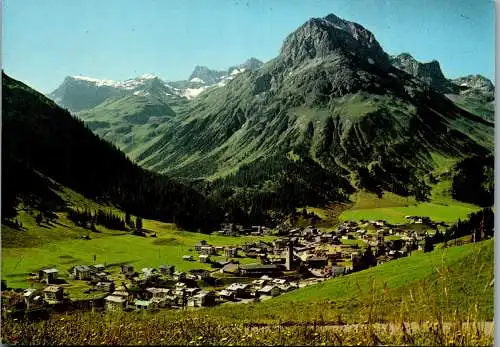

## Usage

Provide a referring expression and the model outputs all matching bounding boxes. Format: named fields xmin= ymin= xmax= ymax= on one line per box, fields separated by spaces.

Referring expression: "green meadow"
xmin=2 ymin=211 xmax=274 ymax=290
xmin=340 ymin=191 xmax=479 ymax=224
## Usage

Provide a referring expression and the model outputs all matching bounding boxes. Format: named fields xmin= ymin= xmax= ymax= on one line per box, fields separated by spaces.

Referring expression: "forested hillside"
xmin=2 ymin=72 xmax=223 ymax=232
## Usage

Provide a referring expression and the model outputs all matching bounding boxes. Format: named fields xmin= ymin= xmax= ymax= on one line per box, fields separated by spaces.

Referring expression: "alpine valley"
xmin=1 ymin=10 xmax=495 ymax=347
xmin=46 ymin=13 xmax=494 ymax=224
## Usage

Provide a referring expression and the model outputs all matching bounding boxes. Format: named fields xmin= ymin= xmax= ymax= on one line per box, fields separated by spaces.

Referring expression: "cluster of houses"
xmin=218 ymin=276 xmax=298 ymax=301
xmin=216 ymin=223 xmax=269 ymax=237
xmin=4 ymin=217 xmax=443 ymax=317
xmin=215 ymin=219 xmax=436 ymax=279
xmin=99 ymin=263 xmax=304 ymax=311
xmin=22 ymin=286 xmax=66 ymax=308
xmin=103 ymin=282 xmax=217 ymax=312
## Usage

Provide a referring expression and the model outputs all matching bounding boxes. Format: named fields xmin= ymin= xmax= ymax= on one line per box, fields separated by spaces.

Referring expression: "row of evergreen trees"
xmin=420 ymin=208 xmax=493 ymax=253
xmin=66 ymin=208 xmax=144 ymax=232
xmin=444 ymin=208 xmax=494 ymax=242
xmin=451 ymin=155 xmax=494 ymax=207
xmin=198 ymin=151 xmax=353 ymax=227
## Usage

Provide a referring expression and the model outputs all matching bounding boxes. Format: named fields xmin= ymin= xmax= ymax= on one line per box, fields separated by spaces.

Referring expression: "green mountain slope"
xmin=133 ymin=14 xmax=493 ymax=214
xmin=446 ymin=91 xmax=495 ymax=122
xmin=76 ymin=94 xmax=177 ymax=157
xmin=389 ymin=54 xmax=494 ymax=122
xmin=2 ymin=72 xmax=223 ymax=232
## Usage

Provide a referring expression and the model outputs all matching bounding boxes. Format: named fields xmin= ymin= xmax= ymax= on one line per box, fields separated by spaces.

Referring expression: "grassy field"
xmin=2 ymin=238 xmax=493 ymax=346
xmin=340 ymin=238 xmax=365 ymax=246
xmin=2 ymin=211 xmax=274 ymax=290
xmin=295 ymin=204 xmax=350 ymax=230
xmin=336 ymin=151 xmax=484 ymax=225
xmin=340 ymin=191 xmax=480 ymax=224
xmin=2 ymin=181 xmax=275 ymax=291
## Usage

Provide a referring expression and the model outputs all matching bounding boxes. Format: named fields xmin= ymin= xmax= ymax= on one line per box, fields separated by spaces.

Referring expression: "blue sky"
xmin=2 ymin=0 xmax=495 ymax=93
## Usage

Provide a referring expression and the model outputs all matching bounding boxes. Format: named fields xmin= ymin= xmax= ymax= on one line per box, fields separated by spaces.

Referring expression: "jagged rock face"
xmin=446 ymin=74 xmax=494 ymax=121
xmin=390 ymin=53 xmax=454 ymax=93
xmin=190 ymin=58 xmax=264 ymax=85
xmin=135 ymin=13 xmax=492 ymax=197
xmin=279 ymin=14 xmax=390 ymax=71
xmin=391 ymin=53 xmax=495 ymax=102
xmin=240 ymin=57 xmax=264 ymax=71
xmin=188 ymin=66 xmax=226 ymax=85
xmin=452 ymin=75 xmax=494 ymax=94
xmin=391 ymin=53 xmax=445 ymax=80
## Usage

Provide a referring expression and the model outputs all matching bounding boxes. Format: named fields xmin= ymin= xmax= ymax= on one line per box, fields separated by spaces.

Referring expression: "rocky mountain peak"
xmin=240 ymin=57 xmax=264 ymax=70
xmin=390 ymin=53 xmax=452 ymax=92
xmin=188 ymin=66 xmax=226 ymax=85
xmin=279 ymin=13 xmax=390 ymax=69
xmin=391 ymin=53 xmax=446 ymax=81
xmin=452 ymin=74 xmax=494 ymax=94
xmin=188 ymin=58 xmax=263 ymax=85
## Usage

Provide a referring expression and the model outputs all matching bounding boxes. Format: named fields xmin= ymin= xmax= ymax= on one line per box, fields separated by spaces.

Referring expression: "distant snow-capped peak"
xmin=72 ymin=75 xmax=121 ymax=87
xmin=69 ymin=74 xmax=174 ymax=93
xmin=71 ymin=74 xmax=164 ymax=88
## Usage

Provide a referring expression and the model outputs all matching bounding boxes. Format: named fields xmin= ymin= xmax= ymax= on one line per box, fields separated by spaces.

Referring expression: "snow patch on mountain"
xmin=190 ymin=77 xmax=205 ymax=83
xmin=72 ymin=76 xmax=121 ymax=87
xmin=230 ymin=68 xmax=246 ymax=75
xmin=140 ymin=73 xmax=158 ymax=79
xmin=133 ymin=90 xmax=151 ymax=97
xmin=182 ymin=87 xmax=209 ymax=99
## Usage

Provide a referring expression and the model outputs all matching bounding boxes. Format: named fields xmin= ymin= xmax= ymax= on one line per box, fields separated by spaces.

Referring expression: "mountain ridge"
xmin=43 ymin=13 xmax=493 ymax=222
xmin=130 ymin=13 xmax=493 ymax=220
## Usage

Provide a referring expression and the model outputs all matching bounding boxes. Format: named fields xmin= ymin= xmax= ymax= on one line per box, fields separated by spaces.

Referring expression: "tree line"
xmin=444 ymin=208 xmax=494 ymax=242
xmin=67 ymin=208 xmax=130 ymax=231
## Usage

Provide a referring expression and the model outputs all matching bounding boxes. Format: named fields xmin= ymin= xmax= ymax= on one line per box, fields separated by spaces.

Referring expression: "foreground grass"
xmin=2 ymin=315 xmax=492 ymax=346
xmin=2 ymin=239 xmax=493 ymax=346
